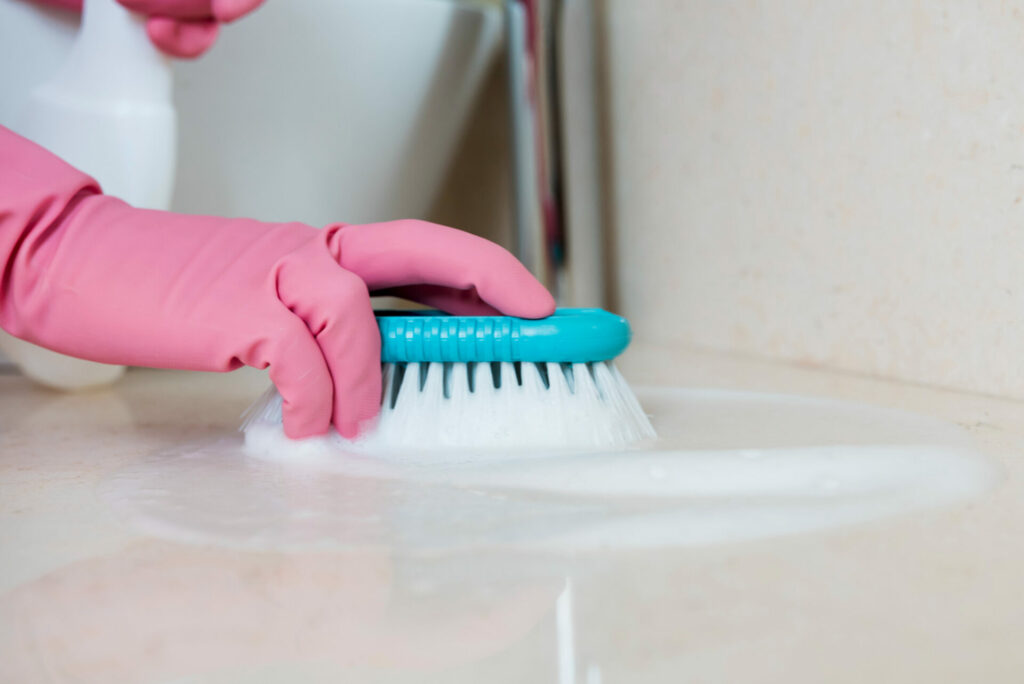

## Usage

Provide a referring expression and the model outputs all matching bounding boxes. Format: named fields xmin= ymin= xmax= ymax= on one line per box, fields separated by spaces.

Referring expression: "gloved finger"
xmin=145 ymin=16 xmax=218 ymax=58
xmin=277 ymin=238 xmax=382 ymax=440
xmin=120 ymin=0 xmax=263 ymax=21
xmin=329 ymin=221 xmax=556 ymax=320
xmin=120 ymin=0 xmax=213 ymax=18
xmin=243 ymin=311 xmax=333 ymax=439
xmin=374 ymin=285 xmax=503 ymax=316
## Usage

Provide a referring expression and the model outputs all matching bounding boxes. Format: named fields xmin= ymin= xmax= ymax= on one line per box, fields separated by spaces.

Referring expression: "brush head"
xmin=243 ymin=309 xmax=656 ymax=456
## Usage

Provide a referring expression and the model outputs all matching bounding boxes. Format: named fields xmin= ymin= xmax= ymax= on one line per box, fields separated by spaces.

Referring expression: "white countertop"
xmin=2 ymin=346 xmax=1023 ymax=683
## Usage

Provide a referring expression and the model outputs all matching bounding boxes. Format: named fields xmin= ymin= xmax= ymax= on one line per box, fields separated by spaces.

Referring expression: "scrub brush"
xmin=243 ymin=308 xmax=656 ymax=452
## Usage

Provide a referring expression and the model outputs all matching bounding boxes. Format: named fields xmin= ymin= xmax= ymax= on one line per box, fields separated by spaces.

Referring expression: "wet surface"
xmin=102 ymin=388 xmax=998 ymax=552
xmin=2 ymin=365 xmax=1021 ymax=683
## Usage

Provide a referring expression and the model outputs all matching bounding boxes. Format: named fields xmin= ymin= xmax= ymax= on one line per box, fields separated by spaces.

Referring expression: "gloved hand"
xmin=33 ymin=0 xmax=264 ymax=58
xmin=0 ymin=126 xmax=556 ymax=438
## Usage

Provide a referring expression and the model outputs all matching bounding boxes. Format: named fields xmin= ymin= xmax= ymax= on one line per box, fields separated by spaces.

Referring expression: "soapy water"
xmin=99 ymin=388 xmax=1000 ymax=552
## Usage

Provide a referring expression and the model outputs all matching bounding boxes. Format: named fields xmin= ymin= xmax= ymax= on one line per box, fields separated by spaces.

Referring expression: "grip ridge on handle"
xmin=376 ymin=308 xmax=630 ymax=363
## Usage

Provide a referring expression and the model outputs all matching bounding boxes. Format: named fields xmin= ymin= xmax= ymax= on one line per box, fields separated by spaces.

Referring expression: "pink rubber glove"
xmin=32 ymin=0 xmax=264 ymax=58
xmin=0 ymin=126 xmax=556 ymax=438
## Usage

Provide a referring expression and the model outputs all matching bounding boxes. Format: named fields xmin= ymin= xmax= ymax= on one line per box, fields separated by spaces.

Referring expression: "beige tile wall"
xmin=599 ymin=0 xmax=1024 ymax=399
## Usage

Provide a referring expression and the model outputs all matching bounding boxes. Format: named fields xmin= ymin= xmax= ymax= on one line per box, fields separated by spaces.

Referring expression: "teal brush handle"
xmin=375 ymin=308 xmax=631 ymax=363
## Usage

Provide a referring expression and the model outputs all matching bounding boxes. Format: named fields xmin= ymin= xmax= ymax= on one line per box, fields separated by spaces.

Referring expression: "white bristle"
xmin=243 ymin=360 xmax=656 ymax=455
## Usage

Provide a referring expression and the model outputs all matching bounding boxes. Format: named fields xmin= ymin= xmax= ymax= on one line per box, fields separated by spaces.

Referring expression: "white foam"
xmin=100 ymin=388 xmax=1001 ymax=552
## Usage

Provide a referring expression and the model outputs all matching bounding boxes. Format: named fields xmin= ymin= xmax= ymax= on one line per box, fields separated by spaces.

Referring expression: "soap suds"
xmin=100 ymin=388 xmax=1000 ymax=552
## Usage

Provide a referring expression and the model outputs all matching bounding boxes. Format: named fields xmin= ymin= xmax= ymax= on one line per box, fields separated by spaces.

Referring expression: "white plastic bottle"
xmin=0 ymin=0 xmax=176 ymax=389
